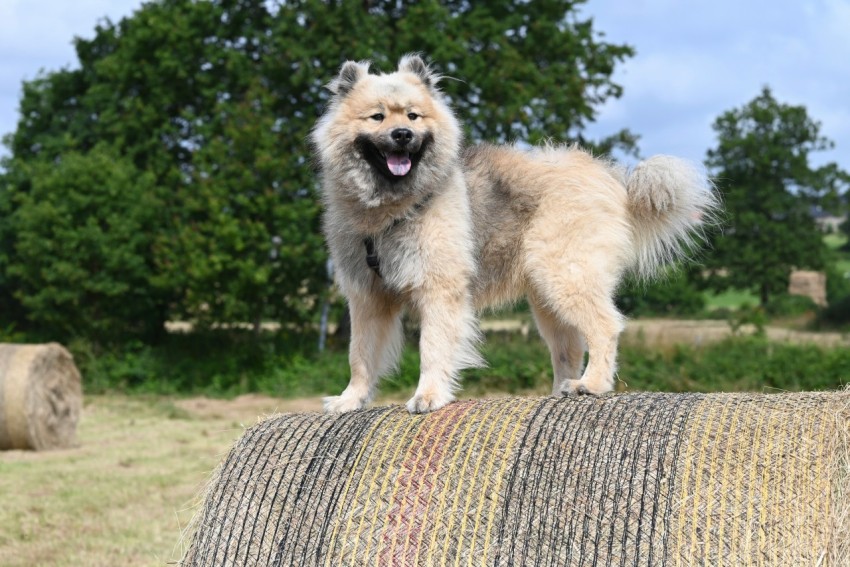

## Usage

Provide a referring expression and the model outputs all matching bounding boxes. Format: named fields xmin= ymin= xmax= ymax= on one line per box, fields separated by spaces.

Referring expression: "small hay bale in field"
xmin=182 ymin=391 xmax=849 ymax=566
xmin=789 ymin=270 xmax=827 ymax=307
xmin=0 ymin=343 xmax=82 ymax=450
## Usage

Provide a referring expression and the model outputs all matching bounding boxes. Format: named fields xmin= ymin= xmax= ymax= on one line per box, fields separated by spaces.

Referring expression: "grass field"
xmin=703 ymin=288 xmax=757 ymax=310
xmin=824 ymin=232 xmax=847 ymax=250
xmin=0 ymin=395 xmax=306 ymax=567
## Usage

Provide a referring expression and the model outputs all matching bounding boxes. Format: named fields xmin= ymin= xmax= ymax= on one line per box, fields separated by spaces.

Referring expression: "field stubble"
xmin=0 ymin=395 xmax=325 ymax=567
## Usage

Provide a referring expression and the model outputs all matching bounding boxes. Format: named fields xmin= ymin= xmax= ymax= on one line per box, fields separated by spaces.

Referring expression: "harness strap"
xmin=362 ymin=192 xmax=435 ymax=279
xmin=363 ymin=236 xmax=381 ymax=277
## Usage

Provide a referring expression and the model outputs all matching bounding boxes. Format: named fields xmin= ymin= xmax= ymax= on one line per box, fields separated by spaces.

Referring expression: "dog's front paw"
xmin=406 ymin=389 xmax=454 ymax=414
xmin=558 ymin=379 xmax=612 ymax=396
xmin=323 ymin=393 xmax=368 ymax=414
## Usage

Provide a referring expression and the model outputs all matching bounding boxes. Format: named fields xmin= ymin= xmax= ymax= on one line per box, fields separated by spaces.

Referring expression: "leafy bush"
xmin=818 ymin=294 xmax=850 ymax=328
xmin=75 ymin=329 xmax=322 ymax=396
xmin=4 ymin=148 xmax=164 ymax=342
xmin=619 ymin=336 xmax=848 ymax=393
xmin=813 ymin=265 xmax=850 ymax=328
xmin=75 ymin=331 xmax=849 ymax=398
xmin=826 ymin=264 xmax=850 ymax=303
xmin=764 ymin=293 xmax=818 ymax=317
xmin=616 ymin=270 xmax=706 ymax=317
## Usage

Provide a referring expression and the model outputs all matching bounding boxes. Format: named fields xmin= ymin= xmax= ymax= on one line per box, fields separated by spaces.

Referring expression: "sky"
xmin=579 ymin=0 xmax=850 ymax=170
xmin=0 ymin=0 xmax=848 ymax=172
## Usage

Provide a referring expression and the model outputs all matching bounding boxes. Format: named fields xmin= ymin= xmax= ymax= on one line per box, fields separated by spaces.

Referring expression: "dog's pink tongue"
xmin=387 ymin=153 xmax=411 ymax=176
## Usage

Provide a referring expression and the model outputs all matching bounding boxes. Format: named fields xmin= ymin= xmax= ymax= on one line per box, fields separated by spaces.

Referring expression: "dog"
xmin=311 ymin=54 xmax=717 ymax=414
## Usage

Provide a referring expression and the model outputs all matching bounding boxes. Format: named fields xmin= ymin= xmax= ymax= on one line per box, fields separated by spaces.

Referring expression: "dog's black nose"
xmin=391 ymin=128 xmax=414 ymax=146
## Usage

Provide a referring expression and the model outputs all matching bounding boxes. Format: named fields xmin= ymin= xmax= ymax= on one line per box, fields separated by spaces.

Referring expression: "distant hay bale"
xmin=0 ymin=343 xmax=82 ymax=450
xmin=789 ymin=270 xmax=827 ymax=307
xmin=182 ymin=391 xmax=849 ymax=566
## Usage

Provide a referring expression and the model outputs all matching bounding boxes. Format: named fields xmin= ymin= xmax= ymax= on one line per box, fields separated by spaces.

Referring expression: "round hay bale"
xmin=0 ymin=343 xmax=82 ymax=450
xmin=789 ymin=270 xmax=827 ymax=307
xmin=182 ymin=391 xmax=849 ymax=566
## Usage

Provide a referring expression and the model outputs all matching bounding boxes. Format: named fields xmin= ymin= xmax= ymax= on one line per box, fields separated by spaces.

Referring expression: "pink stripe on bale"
xmin=378 ymin=401 xmax=476 ymax=564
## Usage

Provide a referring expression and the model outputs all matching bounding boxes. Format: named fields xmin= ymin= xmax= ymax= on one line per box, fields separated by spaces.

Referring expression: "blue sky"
xmin=1 ymin=0 xmax=848 ymax=172
xmin=580 ymin=0 xmax=850 ymax=169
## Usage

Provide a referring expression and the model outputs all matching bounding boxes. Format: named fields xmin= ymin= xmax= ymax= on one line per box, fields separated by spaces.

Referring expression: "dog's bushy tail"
xmin=625 ymin=155 xmax=720 ymax=279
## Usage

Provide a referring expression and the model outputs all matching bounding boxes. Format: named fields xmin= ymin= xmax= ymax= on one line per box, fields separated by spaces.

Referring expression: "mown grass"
xmin=824 ymin=232 xmax=847 ymax=250
xmin=0 ymin=397 xmax=239 ymax=567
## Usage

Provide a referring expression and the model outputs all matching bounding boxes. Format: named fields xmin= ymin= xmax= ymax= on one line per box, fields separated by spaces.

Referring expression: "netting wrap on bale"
xmin=182 ymin=391 xmax=849 ymax=566
xmin=0 ymin=343 xmax=82 ymax=451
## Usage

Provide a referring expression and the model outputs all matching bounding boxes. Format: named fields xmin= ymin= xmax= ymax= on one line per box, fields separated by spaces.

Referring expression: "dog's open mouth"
xmin=383 ymin=151 xmax=412 ymax=176
xmin=355 ymin=133 xmax=432 ymax=184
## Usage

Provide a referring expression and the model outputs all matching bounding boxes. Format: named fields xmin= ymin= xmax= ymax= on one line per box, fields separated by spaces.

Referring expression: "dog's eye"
xmin=408 ymin=113 xmax=419 ymax=121
xmin=370 ymin=113 xmax=384 ymax=121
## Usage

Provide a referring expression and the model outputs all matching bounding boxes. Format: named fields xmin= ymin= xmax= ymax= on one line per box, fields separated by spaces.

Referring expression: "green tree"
xmin=292 ymin=0 xmax=635 ymax=147
xmin=167 ymin=82 xmax=326 ymax=330
xmin=840 ymin=214 xmax=850 ymax=248
xmin=1 ymin=0 xmax=635 ymax=341
xmin=3 ymin=147 xmax=161 ymax=341
xmin=0 ymin=164 xmax=24 ymax=330
xmin=703 ymin=87 xmax=849 ymax=307
xmin=617 ymin=268 xmax=706 ymax=318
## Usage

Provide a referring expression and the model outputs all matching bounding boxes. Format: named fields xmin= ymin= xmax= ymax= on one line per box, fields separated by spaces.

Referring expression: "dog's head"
xmin=312 ymin=54 xmax=461 ymax=204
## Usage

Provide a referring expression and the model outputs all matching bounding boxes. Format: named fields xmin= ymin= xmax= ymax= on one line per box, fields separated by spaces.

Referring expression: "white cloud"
xmin=616 ymin=51 xmax=727 ymax=106
xmin=582 ymin=0 xmax=850 ymax=171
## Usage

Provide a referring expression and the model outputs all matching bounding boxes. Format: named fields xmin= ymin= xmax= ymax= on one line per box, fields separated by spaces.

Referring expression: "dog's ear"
xmin=327 ymin=60 xmax=370 ymax=96
xmin=398 ymin=53 xmax=441 ymax=89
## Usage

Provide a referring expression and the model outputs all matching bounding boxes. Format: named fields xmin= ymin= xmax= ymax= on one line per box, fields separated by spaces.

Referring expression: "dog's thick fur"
xmin=312 ymin=55 xmax=718 ymax=414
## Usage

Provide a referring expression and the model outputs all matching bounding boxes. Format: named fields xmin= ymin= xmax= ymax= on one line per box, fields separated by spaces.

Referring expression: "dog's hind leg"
xmin=528 ymin=268 xmax=624 ymax=396
xmin=323 ymin=292 xmax=403 ymax=413
xmin=556 ymin=294 xmax=624 ymax=395
xmin=529 ymin=298 xmax=586 ymax=394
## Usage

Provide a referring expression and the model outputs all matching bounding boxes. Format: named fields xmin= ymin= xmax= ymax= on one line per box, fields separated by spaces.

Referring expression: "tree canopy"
xmin=4 ymin=147 xmax=162 ymax=341
xmin=702 ymin=87 xmax=850 ymax=307
xmin=0 ymin=0 xmax=635 ymax=342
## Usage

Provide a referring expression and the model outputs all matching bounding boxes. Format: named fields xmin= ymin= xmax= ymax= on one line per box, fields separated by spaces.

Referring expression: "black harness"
xmin=362 ymin=192 xmax=434 ymax=278
xmin=363 ymin=235 xmax=381 ymax=276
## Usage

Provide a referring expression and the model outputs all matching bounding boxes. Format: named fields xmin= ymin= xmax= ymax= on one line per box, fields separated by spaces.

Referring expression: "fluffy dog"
xmin=312 ymin=54 xmax=717 ymax=414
